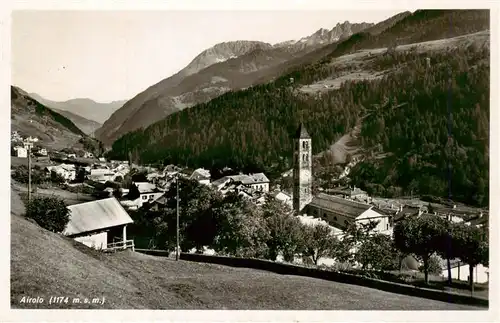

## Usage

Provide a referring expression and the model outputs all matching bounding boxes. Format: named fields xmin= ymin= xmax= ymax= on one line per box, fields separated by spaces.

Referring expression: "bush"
xmin=50 ymin=170 xmax=66 ymax=184
xmin=113 ymin=187 xmax=123 ymax=198
xmin=12 ymin=165 xmax=45 ymax=184
xmin=104 ymin=181 xmax=120 ymax=189
xmin=25 ymin=196 xmax=70 ymax=233
xmin=419 ymin=254 xmax=443 ymax=276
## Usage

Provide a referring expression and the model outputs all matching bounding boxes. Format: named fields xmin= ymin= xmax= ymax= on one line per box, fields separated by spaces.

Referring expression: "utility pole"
xmin=28 ymin=145 xmax=31 ymax=201
xmin=176 ymin=175 xmax=180 ymax=261
xmin=26 ymin=141 xmax=33 ymax=201
xmin=446 ymin=212 xmax=452 ymax=286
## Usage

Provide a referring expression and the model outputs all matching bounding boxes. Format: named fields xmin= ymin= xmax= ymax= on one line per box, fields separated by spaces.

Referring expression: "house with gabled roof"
xmin=64 ymin=197 xmax=134 ymax=251
xmin=190 ymin=168 xmax=211 ymax=186
xmin=120 ymin=182 xmax=164 ymax=210
xmin=212 ymin=173 xmax=270 ymax=193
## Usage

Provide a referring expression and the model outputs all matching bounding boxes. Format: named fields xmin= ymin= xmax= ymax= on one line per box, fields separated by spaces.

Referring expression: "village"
xmin=10 ymin=127 xmax=490 ymax=286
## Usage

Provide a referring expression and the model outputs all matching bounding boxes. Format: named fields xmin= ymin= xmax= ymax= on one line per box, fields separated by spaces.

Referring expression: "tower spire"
xmin=295 ymin=123 xmax=311 ymax=139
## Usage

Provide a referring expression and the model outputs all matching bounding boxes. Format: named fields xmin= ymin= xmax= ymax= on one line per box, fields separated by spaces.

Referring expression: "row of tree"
xmin=394 ymin=213 xmax=488 ymax=291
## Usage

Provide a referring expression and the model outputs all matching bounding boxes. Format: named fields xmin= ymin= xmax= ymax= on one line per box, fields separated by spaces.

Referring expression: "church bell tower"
xmin=293 ymin=123 xmax=312 ymax=214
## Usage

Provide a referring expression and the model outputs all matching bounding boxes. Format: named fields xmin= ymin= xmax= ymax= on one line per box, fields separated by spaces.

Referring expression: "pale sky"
xmin=12 ymin=10 xmax=404 ymax=102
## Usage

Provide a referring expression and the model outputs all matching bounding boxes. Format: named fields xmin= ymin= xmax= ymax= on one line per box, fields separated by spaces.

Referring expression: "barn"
xmin=64 ymin=197 xmax=134 ymax=251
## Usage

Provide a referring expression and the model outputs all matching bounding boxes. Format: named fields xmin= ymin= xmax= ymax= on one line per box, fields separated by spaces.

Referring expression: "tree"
xmin=127 ymin=207 xmax=165 ymax=249
xmin=113 ymin=187 xmax=122 ymax=199
xmin=453 ymin=224 xmax=489 ymax=295
xmin=301 ymin=223 xmax=340 ymax=265
xmin=127 ymin=183 xmax=140 ymax=200
xmin=49 ymin=170 xmax=66 ymax=184
xmin=393 ymin=214 xmax=448 ymax=284
xmin=154 ymin=177 xmax=223 ymax=253
xmin=25 ymin=196 xmax=70 ymax=233
xmin=213 ymin=193 xmax=269 ymax=258
xmin=12 ymin=165 xmax=44 ymax=185
xmin=262 ymin=194 xmax=303 ymax=261
xmin=131 ymin=171 xmax=148 ymax=182
xmin=73 ymin=167 xmax=86 ymax=183
xmin=418 ymin=254 xmax=442 ymax=276
xmin=337 ymin=220 xmax=379 ymax=265
xmin=436 ymin=219 xmax=462 ymax=285
xmin=182 ymin=188 xmax=221 ymax=252
xmin=356 ymin=233 xmax=398 ymax=270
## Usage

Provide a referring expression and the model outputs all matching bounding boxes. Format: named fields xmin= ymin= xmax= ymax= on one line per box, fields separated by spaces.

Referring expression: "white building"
xmin=46 ymin=164 xmax=76 ymax=181
xmin=11 ymin=131 xmax=23 ymax=142
xmin=211 ymin=173 xmax=270 ymax=193
xmin=64 ymin=197 xmax=134 ymax=251
xmin=190 ymin=168 xmax=211 ymax=186
xmin=272 ymin=191 xmax=293 ymax=208
xmin=88 ymin=169 xmax=116 ymax=183
xmin=13 ymin=146 xmax=27 ymax=158
xmin=36 ymin=148 xmax=48 ymax=156
xmin=442 ymin=261 xmax=489 ymax=284
xmin=120 ymin=182 xmax=164 ymax=209
xmin=83 ymin=152 xmax=94 ymax=158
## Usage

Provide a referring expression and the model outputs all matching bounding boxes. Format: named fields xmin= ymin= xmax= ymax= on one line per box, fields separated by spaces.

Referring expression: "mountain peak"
xmin=182 ymin=40 xmax=273 ymax=76
xmin=287 ymin=21 xmax=373 ymax=49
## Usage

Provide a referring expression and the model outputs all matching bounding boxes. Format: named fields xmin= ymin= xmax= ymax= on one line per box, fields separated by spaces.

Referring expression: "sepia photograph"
xmin=3 ymin=0 xmax=498 ymax=320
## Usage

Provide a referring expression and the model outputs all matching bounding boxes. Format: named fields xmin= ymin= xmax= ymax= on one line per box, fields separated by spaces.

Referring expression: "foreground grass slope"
xmin=11 ymin=191 xmax=480 ymax=310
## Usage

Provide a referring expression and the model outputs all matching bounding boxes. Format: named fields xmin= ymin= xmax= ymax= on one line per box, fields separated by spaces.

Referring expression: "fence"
xmin=106 ymin=239 xmax=135 ymax=252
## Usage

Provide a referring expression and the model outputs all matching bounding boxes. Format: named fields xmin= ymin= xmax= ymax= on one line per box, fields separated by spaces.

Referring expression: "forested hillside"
xmin=107 ymin=10 xmax=490 ymax=207
xmin=351 ymin=47 xmax=489 ymax=207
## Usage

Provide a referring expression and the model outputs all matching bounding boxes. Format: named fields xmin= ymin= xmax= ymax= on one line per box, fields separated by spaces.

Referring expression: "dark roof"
xmin=329 ymin=187 xmax=367 ymax=196
xmin=295 ymin=123 xmax=311 ymax=139
xmin=309 ymin=193 xmax=372 ymax=219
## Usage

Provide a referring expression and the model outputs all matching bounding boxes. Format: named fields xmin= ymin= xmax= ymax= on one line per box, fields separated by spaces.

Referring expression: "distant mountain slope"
xmin=28 ymin=93 xmax=126 ymax=124
xmin=107 ymin=10 xmax=489 ymax=207
xmin=49 ymin=108 xmax=101 ymax=136
xmin=96 ymin=21 xmax=374 ymax=145
xmin=11 ymin=86 xmax=86 ymax=150
xmin=363 ymin=11 xmax=412 ymax=35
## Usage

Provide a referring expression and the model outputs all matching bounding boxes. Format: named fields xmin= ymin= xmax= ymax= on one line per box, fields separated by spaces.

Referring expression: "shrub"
xmin=12 ymin=165 xmax=45 ymax=184
xmin=113 ymin=187 xmax=123 ymax=198
xmin=25 ymin=196 xmax=70 ymax=233
xmin=419 ymin=254 xmax=443 ymax=276
xmin=50 ymin=170 xmax=66 ymax=184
